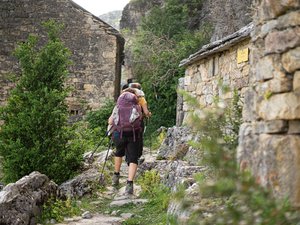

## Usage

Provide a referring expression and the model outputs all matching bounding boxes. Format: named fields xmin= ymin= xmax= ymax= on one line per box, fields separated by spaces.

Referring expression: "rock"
xmin=58 ymin=168 xmax=102 ymax=199
xmin=120 ymin=213 xmax=134 ymax=219
xmin=157 ymin=126 xmax=193 ymax=160
xmin=58 ymin=149 xmax=114 ymax=199
xmin=0 ymin=171 xmax=57 ymax=225
xmin=265 ymin=27 xmax=300 ymax=54
xmin=111 ymin=210 xmax=119 ymax=216
xmin=56 ymin=214 xmax=123 ymax=225
xmin=82 ymin=211 xmax=93 ymax=219
xmin=258 ymin=92 xmax=300 ymax=120
xmin=282 ymin=47 xmax=300 ymax=73
xmin=110 ymin=198 xmax=148 ymax=207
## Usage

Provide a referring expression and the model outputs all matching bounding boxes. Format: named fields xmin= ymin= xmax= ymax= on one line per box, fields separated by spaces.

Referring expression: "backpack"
xmin=112 ymin=91 xmax=142 ymax=139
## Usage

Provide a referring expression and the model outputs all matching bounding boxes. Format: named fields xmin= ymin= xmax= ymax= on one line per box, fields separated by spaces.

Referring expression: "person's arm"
xmin=138 ymin=97 xmax=151 ymax=118
xmin=108 ymin=115 xmax=113 ymax=125
xmin=108 ymin=106 xmax=118 ymax=125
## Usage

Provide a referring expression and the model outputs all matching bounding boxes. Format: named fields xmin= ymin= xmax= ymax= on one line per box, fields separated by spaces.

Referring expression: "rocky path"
xmin=55 ymin=149 xmax=155 ymax=225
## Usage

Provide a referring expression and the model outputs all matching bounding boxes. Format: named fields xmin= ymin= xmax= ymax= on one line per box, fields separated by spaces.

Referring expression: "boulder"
xmin=0 ymin=171 xmax=57 ymax=225
xmin=157 ymin=126 xmax=193 ymax=161
xmin=58 ymin=149 xmax=114 ymax=199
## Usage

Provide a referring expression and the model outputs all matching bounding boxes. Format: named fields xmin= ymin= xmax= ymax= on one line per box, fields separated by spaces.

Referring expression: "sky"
xmin=72 ymin=0 xmax=130 ymax=16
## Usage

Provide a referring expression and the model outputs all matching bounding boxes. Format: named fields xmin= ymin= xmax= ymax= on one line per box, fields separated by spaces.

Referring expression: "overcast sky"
xmin=72 ymin=0 xmax=130 ymax=16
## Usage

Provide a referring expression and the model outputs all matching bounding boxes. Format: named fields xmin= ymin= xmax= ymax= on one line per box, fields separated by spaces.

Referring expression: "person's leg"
xmin=112 ymin=133 xmax=125 ymax=186
xmin=125 ymin=135 xmax=139 ymax=194
xmin=128 ymin=163 xmax=138 ymax=181
xmin=114 ymin=156 xmax=122 ymax=173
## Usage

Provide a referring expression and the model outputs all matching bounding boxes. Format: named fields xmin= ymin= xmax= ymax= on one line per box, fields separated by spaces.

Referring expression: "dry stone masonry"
xmin=237 ymin=0 xmax=300 ymax=205
xmin=179 ymin=0 xmax=300 ymax=206
xmin=0 ymin=0 xmax=124 ymax=120
xmin=179 ymin=23 xmax=253 ymax=125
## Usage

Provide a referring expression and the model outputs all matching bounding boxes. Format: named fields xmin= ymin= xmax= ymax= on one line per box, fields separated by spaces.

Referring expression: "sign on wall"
xmin=237 ymin=47 xmax=249 ymax=64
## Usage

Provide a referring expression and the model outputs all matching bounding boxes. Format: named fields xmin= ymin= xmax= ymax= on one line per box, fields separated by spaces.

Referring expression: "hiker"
xmin=126 ymin=83 xmax=151 ymax=162
xmin=108 ymin=88 xmax=144 ymax=195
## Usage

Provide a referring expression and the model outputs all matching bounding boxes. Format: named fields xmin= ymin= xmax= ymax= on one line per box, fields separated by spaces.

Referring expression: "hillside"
xmin=99 ymin=10 xmax=122 ymax=30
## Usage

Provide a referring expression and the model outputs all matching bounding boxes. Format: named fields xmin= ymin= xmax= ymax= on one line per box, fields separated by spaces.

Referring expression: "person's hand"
xmin=145 ymin=111 xmax=152 ymax=118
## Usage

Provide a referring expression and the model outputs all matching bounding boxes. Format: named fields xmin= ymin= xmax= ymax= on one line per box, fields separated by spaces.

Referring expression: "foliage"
xmin=137 ymin=169 xmax=161 ymax=196
xmin=39 ymin=197 xmax=80 ymax=223
xmin=175 ymin=91 xmax=300 ymax=224
xmin=144 ymin=126 xmax=167 ymax=153
xmin=128 ymin=0 xmax=211 ymax=136
xmin=85 ymin=99 xmax=115 ymax=147
xmin=124 ymin=180 xmax=170 ymax=225
xmin=86 ymin=99 xmax=115 ymax=130
xmin=0 ymin=20 xmax=84 ymax=184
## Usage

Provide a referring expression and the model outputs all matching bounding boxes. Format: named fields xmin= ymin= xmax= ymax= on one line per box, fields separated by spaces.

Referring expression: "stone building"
xmin=0 ymin=0 xmax=124 ymax=120
xmin=178 ymin=23 xmax=254 ymax=126
xmin=180 ymin=0 xmax=300 ymax=206
xmin=238 ymin=1 xmax=300 ymax=205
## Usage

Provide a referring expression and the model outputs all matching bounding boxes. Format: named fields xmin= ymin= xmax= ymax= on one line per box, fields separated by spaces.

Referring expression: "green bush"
xmin=39 ymin=197 xmax=80 ymax=223
xmin=86 ymin=99 xmax=115 ymax=130
xmin=128 ymin=0 xmax=211 ymax=136
xmin=85 ymin=99 xmax=115 ymax=148
xmin=0 ymin=20 xmax=84 ymax=184
xmin=138 ymin=169 xmax=161 ymax=196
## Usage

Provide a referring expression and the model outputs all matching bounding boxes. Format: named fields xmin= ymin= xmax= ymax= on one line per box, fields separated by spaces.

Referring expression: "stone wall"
xmin=237 ymin=1 xmax=300 ymax=205
xmin=0 ymin=0 xmax=124 ymax=120
xmin=179 ymin=24 xmax=253 ymax=125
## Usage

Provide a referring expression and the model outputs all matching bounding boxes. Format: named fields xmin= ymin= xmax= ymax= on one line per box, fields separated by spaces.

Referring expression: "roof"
xmin=179 ymin=23 xmax=254 ymax=67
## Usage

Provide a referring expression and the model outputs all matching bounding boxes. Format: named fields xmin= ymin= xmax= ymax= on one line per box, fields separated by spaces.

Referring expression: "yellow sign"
xmin=237 ymin=48 xmax=249 ymax=64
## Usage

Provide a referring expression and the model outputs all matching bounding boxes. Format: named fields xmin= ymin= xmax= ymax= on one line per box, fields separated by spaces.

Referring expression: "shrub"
xmin=39 ymin=197 xmax=80 ymax=223
xmin=85 ymin=99 xmax=115 ymax=148
xmin=128 ymin=0 xmax=211 ymax=136
xmin=0 ymin=20 xmax=84 ymax=184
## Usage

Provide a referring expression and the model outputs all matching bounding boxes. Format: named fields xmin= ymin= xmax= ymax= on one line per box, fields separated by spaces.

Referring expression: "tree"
xmin=0 ymin=20 xmax=84 ymax=184
xmin=129 ymin=0 xmax=211 ymax=136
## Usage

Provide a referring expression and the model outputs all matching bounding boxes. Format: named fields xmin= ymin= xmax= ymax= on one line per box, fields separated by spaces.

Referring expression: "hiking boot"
xmin=125 ymin=182 xmax=134 ymax=195
xmin=112 ymin=173 xmax=120 ymax=186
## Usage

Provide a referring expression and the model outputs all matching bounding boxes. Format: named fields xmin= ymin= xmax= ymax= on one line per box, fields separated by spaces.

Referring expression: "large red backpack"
xmin=112 ymin=91 xmax=142 ymax=139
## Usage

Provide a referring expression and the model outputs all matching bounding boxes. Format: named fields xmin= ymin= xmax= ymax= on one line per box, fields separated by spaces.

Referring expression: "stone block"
xmin=256 ymin=74 xmax=292 ymax=94
xmin=195 ymin=83 xmax=204 ymax=95
xmin=278 ymin=10 xmax=300 ymax=29
xmin=258 ymin=92 xmax=300 ymax=120
xmin=255 ymin=134 xmax=300 ymax=205
xmin=282 ymin=47 xmax=300 ymax=73
xmin=242 ymin=87 xmax=257 ymax=122
xmin=187 ymin=67 xmax=193 ymax=77
xmin=294 ymin=71 xmax=300 ymax=92
xmin=83 ymin=84 xmax=95 ymax=92
xmin=102 ymin=51 xmax=115 ymax=59
xmin=260 ymin=20 xmax=278 ymax=38
xmin=259 ymin=0 xmax=300 ymax=20
xmin=237 ymin=123 xmax=259 ymax=169
xmin=265 ymin=27 xmax=300 ymax=54
xmin=289 ymin=120 xmax=300 ymax=134
xmin=184 ymin=76 xmax=191 ymax=86
xmin=253 ymin=120 xmax=288 ymax=134
xmin=255 ymin=55 xmax=282 ymax=81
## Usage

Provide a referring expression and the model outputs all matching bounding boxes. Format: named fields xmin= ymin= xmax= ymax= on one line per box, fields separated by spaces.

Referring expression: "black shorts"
xmin=113 ymin=131 xmax=140 ymax=164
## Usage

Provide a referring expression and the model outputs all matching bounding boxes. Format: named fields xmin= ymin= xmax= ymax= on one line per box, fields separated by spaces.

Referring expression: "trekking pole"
xmin=88 ymin=126 xmax=113 ymax=163
xmin=99 ymin=139 xmax=113 ymax=183
xmin=146 ymin=117 xmax=152 ymax=156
